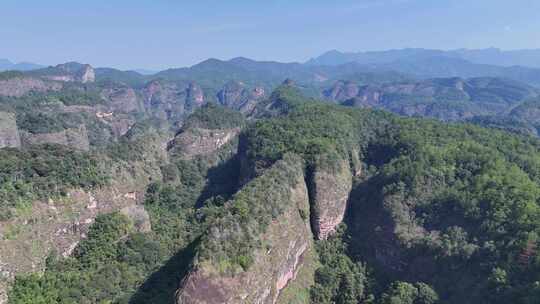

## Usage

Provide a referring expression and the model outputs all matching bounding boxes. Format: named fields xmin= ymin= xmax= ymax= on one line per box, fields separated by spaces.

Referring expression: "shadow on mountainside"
xmin=129 ymin=239 xmax=199 ymax=304
xmin=195 ymin=154 xmax=242 ymax=208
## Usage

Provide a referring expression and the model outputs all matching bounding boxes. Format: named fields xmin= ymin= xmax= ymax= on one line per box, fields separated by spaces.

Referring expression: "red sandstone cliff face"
xmin=175 ymin=151 xmax=362 ymax=303
xmin=309 ymin=156 xmax=354 ymax=240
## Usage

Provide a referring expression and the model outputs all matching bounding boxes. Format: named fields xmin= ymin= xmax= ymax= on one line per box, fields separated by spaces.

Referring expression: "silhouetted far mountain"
xmin=308 ymin=49 xmax=540 ymax=87
xmin=0 ymin=58 xmax=44 ymax=71
xmin=307 ymin=48 xmax=540 ymax=68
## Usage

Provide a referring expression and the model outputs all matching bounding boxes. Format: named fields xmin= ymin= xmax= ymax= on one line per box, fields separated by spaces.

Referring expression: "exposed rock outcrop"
xmin=217 ymin=81 xmax=265 ymax=113
xmin=176 ymin=156 xmax=314 ymax=304
xmin=0 ymin=112 xmax=21 ymax=149
xmin=168 ymin=127 xmax=241 ymax=160
xmin=0 ymin=76 xmax=62 ymax=97
xmin=41 ymin=62 xmax=95 ymax=83
xmin=0 ymin=186 xmax=150 ymax=303
xmin=308 ymin=156 xmax=353 ymax=240
xmin=20 ymin=124 xmax=90 ymax=151
xmin=142 ymin=80 xmax=205 ymax=122
xmin=100 ymin=84 xmax=140 ymax=113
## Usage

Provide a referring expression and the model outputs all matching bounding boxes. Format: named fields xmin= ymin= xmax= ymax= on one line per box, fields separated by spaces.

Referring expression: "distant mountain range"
xmin=307 ymin=49 xmax=540 ymax=87
xmin=0 ymin=59 xmax=44 ymax=71
xmin=3 ymin=47 xmax=540 ymax=88
xmin=306 ymin=48 xmax=540 ymax=68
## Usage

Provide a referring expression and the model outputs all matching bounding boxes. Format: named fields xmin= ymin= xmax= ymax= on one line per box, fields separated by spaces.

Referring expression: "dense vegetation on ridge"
xmin=4 ymin=81 xmax=540 ymax=304
xmin=0 ymin=145 xmax=108 ymax=220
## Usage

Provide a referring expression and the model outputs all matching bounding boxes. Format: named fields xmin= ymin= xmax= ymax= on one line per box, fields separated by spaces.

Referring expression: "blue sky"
xmin=1 ymin=0 xmax=540 ymax=70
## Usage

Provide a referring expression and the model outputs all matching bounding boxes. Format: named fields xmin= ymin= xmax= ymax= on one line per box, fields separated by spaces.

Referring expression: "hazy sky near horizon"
xmin=2 ymin=0 xmax=540 ymax=70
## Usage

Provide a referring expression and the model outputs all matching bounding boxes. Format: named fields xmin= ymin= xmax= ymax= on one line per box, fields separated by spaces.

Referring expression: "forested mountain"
xmin=3 ymin=52 xmax=540 ymax=304
xmin=2 ymin=70 xmax=540 ymax=304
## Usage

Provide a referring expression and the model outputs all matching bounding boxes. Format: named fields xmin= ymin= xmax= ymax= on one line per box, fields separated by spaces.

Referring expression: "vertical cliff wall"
xmin=308 ymin=155 xmax=354 ymax=240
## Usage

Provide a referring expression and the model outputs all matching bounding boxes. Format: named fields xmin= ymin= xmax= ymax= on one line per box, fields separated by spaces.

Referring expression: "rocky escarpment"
xmin=142 ymin=80 xmax=205 ymax=122
xmin=0 ymin=112 xmax=21 ymax=149
xmin=217 ymin=81 xmax=266 ymax=114
xmin=20 ymin=124 xmax=90 ymax=151
xmin=168 ymin=127 xmax=241 ymax=160
xmin=0 ymin=76 xmax=62 ymax=97
xmin=39 ymin=62 xmax=96 ymax=83
xmin=176 ymin=155 xmax=314 ymax=304
xmin=308 ymin=155 xmax=354 ymax=240
xmin=100 ymin=83 xmax=141 ymax=113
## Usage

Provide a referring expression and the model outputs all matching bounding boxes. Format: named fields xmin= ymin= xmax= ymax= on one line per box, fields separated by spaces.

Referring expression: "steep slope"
xmin=142 ymin=79 xmax=205 ymax=123
xmin=0 ymin=123 xmax=170 ymax=303
xmin=216 ymin=81 xmax=266 ymax=114
xmin=177 ymin=155 xmax=313 ymax=304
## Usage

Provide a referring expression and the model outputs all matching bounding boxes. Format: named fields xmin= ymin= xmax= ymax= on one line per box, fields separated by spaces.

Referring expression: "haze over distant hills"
xmin=307 ymin=48 xmax=540 ymax=68
xmin=0 ymin=59 xmax=44 ymax=71
xmin=5 ymin=47 xmax=540 ymax=75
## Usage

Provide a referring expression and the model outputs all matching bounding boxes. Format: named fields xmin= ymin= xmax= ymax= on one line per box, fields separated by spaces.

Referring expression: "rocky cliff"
xmin=20 ymin=124 xmax=90 ymax=151
xmin=217 ymin=81 xmax=266 ymax=114
xmin=142 ymin=80 xmax=205 ymax=122
xmin=40 ymin=62 xmax=96 ymax=83
xmin=100 ymin=83 xmax=141 ymax=113
xmin=176 ymin=155 xmax=314 ymax=304
xmin=0 ymin=112 xmax=20 ymax=149
xmin=308 ymin=155 xmax=354 ymax=240
xmin=0 ymin=76 xmax=62 ymax=97
xmin=169 ymin=127 xmax=241 ymax=160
